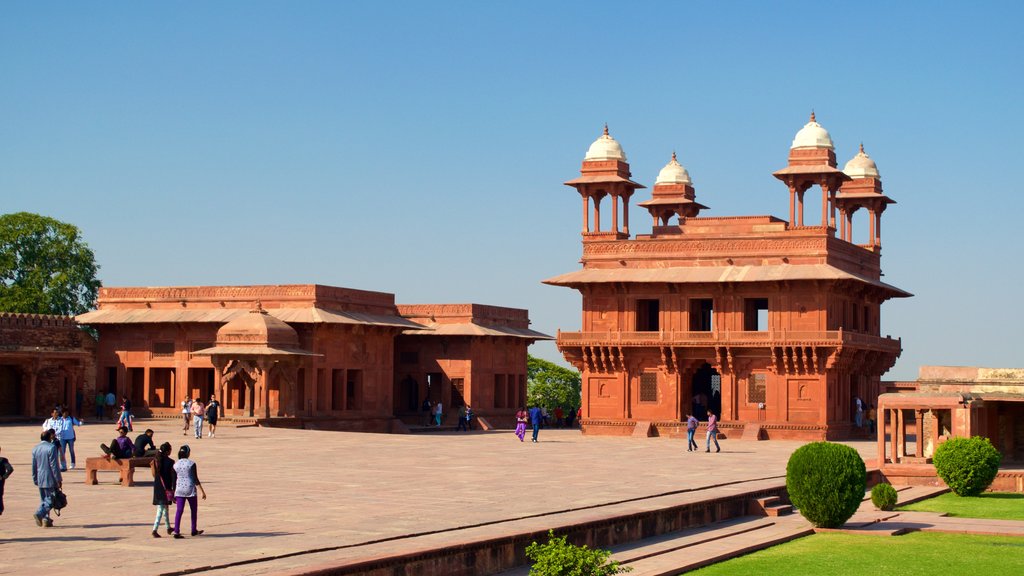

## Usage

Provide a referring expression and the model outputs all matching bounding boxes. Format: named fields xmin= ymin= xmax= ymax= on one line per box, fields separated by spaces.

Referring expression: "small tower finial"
xmin=252 ymin=300 xmax=266 ymax=314
xmin=810 ymin=110 xmax=816 ymax=123
xmin=671 ymin=150 xmax=677 ymax=162
xmin=859 ymin=142 xmax=865 ymax=154
xmin=603 ymin=123 xmax=609 ymax=136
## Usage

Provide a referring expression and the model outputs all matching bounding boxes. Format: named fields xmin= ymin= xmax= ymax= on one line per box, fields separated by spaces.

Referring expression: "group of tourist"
xmin=10 ymin=399 xmax=215 ymax=539
xmin=853 ymin=396 xmax=878 ymax=434
xmin=181 ymin=395 xmax=221 ymax=439
xmin=421 ymin=399 xmax=445 ymax=427
xmin=685 ymin=412 xmax=721 ymax=452
xmin=41 ymin=407 xmax=84 ymax=470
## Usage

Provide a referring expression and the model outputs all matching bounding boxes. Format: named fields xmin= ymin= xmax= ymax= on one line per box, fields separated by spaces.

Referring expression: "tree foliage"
xmin=0 ymin=212 xmax=101 ymax=316
xmin=786 ymin=441 xmax=866 ymax=528
xmin=527 ymin=355 xmax=581 ymax=410
xmin=871 ymin=482 xmax=898 ymax=511
xmin=526 ymin=530 xmax=631 ymax=576
xmin=933 ymin=436 xmax=1002 ymax=496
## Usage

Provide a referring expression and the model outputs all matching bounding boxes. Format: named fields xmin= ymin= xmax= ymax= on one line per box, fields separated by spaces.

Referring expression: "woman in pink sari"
xmin=514 ymin=407 xmax=528 ymax=442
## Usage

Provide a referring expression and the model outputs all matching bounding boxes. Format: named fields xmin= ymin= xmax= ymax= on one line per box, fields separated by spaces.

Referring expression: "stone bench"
xmin=85 ymin=456 xmax=154 ymax=487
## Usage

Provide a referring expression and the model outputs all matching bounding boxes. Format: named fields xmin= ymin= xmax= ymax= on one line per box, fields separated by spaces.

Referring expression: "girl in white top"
xmin=172 ymin=445 xmax=207 ymax=538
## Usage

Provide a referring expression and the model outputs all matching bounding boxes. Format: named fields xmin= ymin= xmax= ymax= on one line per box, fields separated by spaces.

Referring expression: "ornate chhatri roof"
xmin=584 ymin=124 xmax=628 ymax=162
xmin=790 ymin=111 xmax=834 ymax=150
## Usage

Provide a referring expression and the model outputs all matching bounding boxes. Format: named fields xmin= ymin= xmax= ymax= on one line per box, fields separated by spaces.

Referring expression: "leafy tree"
xmin=0 ymin=212 xmax=101 ymax=316
xmin=933 ymin=436 xmax=1002 ymax=496
xmin=527 ymin=355 xmax=581 ymax=410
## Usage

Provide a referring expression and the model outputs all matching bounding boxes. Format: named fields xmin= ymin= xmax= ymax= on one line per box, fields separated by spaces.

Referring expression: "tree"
xmin=0 ymin=212 xmax=101 ymax=316
xmin=527 ymin=355 xmax=581 ymax=410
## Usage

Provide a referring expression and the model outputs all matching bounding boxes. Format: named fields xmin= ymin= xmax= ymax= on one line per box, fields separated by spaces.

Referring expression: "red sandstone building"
xmin=546 ymin=117 xmax=910 ymax=440
xmin=69 ymin=284 xmax=547 ymax=431
xmin=0 ymin=313 xmax=95 ymax=418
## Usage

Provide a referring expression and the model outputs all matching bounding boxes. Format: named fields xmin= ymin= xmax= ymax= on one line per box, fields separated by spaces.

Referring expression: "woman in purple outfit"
xmin=172 ymin=445 xmax=207 ymax=538
xmin=514 ymin=407 xmax=528 ymax=442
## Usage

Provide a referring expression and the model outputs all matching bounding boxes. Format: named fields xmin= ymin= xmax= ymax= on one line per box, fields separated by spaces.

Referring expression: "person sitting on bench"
xmin=100 ymin=427 xmax=134 ymax=459
xmin=132 ymin=429 xmax=159 ymax=457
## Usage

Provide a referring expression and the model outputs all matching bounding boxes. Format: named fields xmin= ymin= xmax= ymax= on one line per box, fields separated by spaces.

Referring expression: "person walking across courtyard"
xmin=433 ymin=401 xmax=443 ymax=427
xmin=151 ymin=442 xmax=176 ymax=538
xmin=191 ymin=399 xmax=206 ymax=439
xmin=172 ymin=445 xmax=207 ymax=538
xmin=529 ymin=405 xmax=542 ymax=443
xmin=206 ymin=395 xmax=220 ymax=438
xmin=705 ymin=412 xmax=720 ymax=453
xmin=31 ymin=429 xmax=62 ymax=527
xmin=57 ymin=409 xmax=84 ymax=470
xmin=514 ymin=407 xmax=528 ymax=442
xmin=181 ymin=396 xmax=192 ymax=435
xmin=104 ymin=391 xmax=116 ymax=421
xmin=0 ymin=445 xmax=13 ymax=517
xmin=456 ymin=405 xmax=468 ymax=431
xmin=686 ymin=413 xmax=699 ymax=452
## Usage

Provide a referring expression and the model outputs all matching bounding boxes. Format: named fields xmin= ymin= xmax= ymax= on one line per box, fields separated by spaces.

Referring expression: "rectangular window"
xmin=190 ymin=341 xmax=213 ymax=352
xmin=690 ymin=299 xmax=714 ymax=331
xmin=744 ymin=298 xmax=769 ymax=331
xmin=748 ymin=373 xmax=767 ymax=404
xmin=152 ymin=342 xmax=175 ymax=357
xmin=451 ymin=378 xmax=465 ymax=407
xmin=635 ymin=299 xmax=660 ymax=332
xmin=639 ymin=373 xmax=658 ymax=403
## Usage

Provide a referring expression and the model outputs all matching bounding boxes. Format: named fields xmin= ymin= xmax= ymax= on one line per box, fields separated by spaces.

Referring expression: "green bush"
xmin=526 ymin=530 xmax=631 ymax=575
xmin=871 ymin=482 xmax=898 ymax=511
xmin=933 ymin=436 xmax=1002 ymax=496
xmin=786 ymin=441 xmax=866 ymax=528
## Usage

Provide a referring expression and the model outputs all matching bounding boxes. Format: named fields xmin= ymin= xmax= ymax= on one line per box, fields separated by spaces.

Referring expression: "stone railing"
xmin=557 ymin=328 xmax=900 ymax=352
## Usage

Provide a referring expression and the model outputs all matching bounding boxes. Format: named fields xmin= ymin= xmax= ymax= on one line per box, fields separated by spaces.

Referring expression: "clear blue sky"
xmin=2 ymin=2 xmax=1022 ymax=380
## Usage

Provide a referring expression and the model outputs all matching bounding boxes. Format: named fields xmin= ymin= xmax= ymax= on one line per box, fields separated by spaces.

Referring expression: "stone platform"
xmin=0 ymin=421 xmax=878 ymax=575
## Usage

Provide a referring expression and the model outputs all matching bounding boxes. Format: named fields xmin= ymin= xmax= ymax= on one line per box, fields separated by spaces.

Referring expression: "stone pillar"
xmin=622 ymin=193 xmax=630 ymax=236
xmin=582 ymin=196 xmax=589 ymax=233
xmin=869 ymin=208 xmax=877 ymax=246
xmin=821 ymin=185 xmax=829 ymax=228
xmin=788 ymin=185 xmax=796 ymax=225
xmin=875 ymin=210 xmax=882 ymax=246
xmin=611 ymin=194 xmax=619 ymax=233
xmin=876 ymin=406 xmax=886 ymax=465
xmin=593 ymin=196 xmax=601 ymax=232
xmin=797 ymin=191 xmax=805 ymax=226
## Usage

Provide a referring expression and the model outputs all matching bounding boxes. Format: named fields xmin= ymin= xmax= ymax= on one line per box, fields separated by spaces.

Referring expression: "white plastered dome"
xmin=790 ymin=112 xmax=835 ymax=150
xmin=655 ymin=152 xmax=692 ymax=185
xmin=584 ymin=125 xmax=628 ymax=162
xmin=843 ymin=144 xmax=880 ymax=179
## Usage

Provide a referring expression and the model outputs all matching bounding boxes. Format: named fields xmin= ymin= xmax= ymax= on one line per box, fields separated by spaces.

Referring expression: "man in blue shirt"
xmin=528 ymin=405 xmax=543 ymax=443
xmin=31 ymin=429 xmax=62 ymax=527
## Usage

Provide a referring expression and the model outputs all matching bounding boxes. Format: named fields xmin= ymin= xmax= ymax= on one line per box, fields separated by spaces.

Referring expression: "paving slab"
xmin=0 ymin=421 xmax=878 ymax=575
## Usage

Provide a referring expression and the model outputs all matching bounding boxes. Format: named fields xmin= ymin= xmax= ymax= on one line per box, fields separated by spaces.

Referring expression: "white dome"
xmin=790 ymin=112 xmax=834 ymax=150
xmin=843 ymin=144 xmax=880 ymax=179
xmin=655 ymin=152 xmax=692 ymax=185
xmin=584 ymin=125 xmax=627 ymax=162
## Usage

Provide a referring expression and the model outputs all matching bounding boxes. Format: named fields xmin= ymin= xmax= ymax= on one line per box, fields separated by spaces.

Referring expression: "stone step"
xmin=764 ymin=503 xmax=794 ymax=516
xmin=611 ymin=515 xmax=813 ymax=576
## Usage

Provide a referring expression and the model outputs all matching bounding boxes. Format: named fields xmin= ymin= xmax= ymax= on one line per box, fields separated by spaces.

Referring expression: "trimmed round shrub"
xmin=871 ymin=482 xmax=898 ymax=511
xmin=786 ymin=441 xmax=866 ymax=528
xmin=933 ymin=436 xmax=1002 ymax=496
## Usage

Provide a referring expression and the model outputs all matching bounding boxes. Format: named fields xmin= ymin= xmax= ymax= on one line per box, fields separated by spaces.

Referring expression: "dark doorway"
xmin=0 ymin=365 xmax=21 ymax=416
xmin=636 ymin=299 xmax=660 ymax=332
xmin=427 ymin=373 xmax=443 ymax=404
xmin=127 ymin=368 xmax=145 ymax=408
xmin=690 ymin=299 xmax=714 ymax=331
xmin=690 ymin=363 xmax=722 ymax=421
xmin=396 ymin=375 xmax=418 ymax=412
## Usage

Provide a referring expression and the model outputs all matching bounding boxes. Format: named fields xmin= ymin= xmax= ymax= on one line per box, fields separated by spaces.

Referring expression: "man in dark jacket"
xmin=32 ymin=429 xmax=62 ymax=527
xmin=133 ymin=429 xmax=158 ymax=457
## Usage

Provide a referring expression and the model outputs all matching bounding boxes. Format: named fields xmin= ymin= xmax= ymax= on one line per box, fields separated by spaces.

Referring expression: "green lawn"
xmin=898 ymin=492 xmax=1024 ymax=520
xmin=686 ymin=532 xmax=1024 ymax=575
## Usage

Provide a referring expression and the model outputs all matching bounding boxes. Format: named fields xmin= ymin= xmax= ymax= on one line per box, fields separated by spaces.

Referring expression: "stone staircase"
xmin=750 ymin=495 xmax=794 ymax=517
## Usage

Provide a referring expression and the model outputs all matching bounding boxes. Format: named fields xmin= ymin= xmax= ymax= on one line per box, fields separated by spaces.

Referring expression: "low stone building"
xmin=879 ymin=366 xmax=1024 ymax=491
xmin=73 ymin=284 xmax=548 ymax=432
xmin=0 ymin=313 xmax=95 ymax=418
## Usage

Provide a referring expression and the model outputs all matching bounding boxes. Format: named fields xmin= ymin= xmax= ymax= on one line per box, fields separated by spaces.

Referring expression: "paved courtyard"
xmin=0 ymin=420 xmax=876 ymax=575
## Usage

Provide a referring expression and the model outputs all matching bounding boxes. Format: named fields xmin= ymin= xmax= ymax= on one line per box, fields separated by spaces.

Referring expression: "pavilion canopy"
xmin=401 ymin=322 xmax=552 ymax=340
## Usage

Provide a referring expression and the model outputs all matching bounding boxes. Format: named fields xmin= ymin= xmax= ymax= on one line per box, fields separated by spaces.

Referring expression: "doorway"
xmin=690 ymin=363 xmax=722 ymax=421
xmin=0 ymin=365 xmax=21 ymax=416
